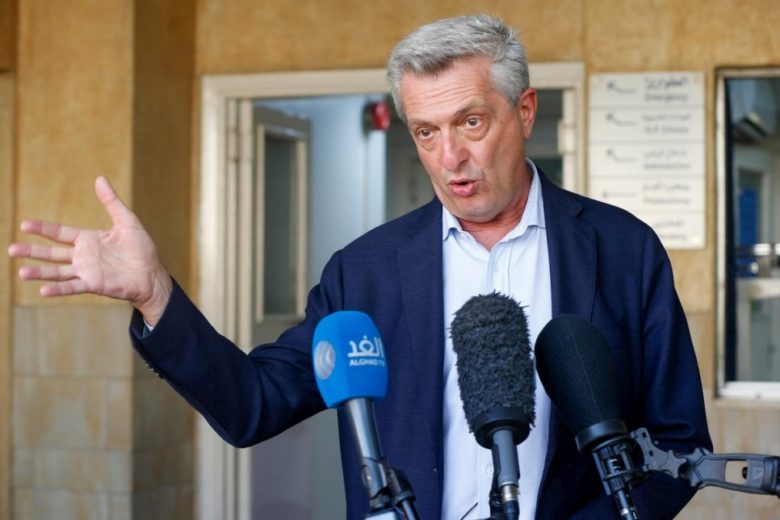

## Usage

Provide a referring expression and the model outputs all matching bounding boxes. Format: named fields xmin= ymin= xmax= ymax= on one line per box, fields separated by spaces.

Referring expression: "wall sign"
xmin=589 ymin=72 xmax=705 ymax=249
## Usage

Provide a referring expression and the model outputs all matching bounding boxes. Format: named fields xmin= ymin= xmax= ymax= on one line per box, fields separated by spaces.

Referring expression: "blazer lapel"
xmin=542 ymin=175 xmax=597 ymax=320
xmin=538 ymin=173 xmax=598 ymax=494
xmin=397 ymin=200 xmax=445 ymax=475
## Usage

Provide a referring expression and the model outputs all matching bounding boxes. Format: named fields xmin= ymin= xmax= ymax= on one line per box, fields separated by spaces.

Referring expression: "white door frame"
xmin=199 ymin=69 xmax=388 ymax=520
xmin=198 ymin=62 xmax=585 ymax=520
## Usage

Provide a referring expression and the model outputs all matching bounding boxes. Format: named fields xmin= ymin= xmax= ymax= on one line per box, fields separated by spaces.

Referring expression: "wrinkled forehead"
xmin=398 ymin=56 xmax=496 ymax=104
xmin=399 ymin=59 xmax=503 ymax=125
xmin=399 ymin=56 xmax=497 ymax=106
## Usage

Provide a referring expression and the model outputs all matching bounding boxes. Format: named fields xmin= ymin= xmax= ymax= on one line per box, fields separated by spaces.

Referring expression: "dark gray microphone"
xmin=450 ymin=292 xmax=536 ymax=520
xmin=535 ymin=314 xmax=640 ymax=520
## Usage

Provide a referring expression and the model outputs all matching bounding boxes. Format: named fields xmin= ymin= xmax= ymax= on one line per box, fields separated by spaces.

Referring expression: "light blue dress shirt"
xmin=441 ymin=161 xmax=552 ymax=520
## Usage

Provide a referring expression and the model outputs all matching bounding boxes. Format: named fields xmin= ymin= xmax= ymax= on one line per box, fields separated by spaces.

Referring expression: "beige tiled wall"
xmin=12 ymin=305 xmax=134 ymax=518
xmin=12 ymin=304 xmax=195 ymax=519
xmin=131 ymin=374 xmax=194 ymax=518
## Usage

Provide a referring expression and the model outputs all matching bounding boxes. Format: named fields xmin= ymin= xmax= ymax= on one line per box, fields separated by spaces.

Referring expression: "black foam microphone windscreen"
xmin=450 ymin=292 xmax=536 ymax=446
xmin=535 ymin=314 xmax=621 ymax=441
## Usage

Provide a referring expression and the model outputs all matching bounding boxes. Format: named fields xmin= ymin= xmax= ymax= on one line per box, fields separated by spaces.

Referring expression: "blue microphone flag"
xmin=312 ymin=311 xmax=388 ymax=408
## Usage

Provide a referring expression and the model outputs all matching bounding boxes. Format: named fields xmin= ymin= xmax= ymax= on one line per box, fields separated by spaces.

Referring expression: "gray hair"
xmin=386 ymin=14 xmax=530 ymax=122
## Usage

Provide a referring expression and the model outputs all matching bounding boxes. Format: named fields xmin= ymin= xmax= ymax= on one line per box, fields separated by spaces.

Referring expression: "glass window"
xmin=263 ymin=134 xmax=298 ymax=315
xmin=718 ymin=70 xmax=780 ymax=395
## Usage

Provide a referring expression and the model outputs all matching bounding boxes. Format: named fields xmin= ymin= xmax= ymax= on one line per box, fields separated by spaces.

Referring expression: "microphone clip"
xmin=486 ymin=473 xmax=518 ymax=520
xmin=361 ymin=459 xmax=420 ymax=520
xmin=577 ymin=419 xmax=642 ymax=520
xmin=590 ymin=433 xmax=646 ymax=497
xmin=631 ymin=427 xmax=780 ymax=497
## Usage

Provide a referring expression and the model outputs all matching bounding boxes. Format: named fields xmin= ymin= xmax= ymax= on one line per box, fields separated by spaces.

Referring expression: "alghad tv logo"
xmin=348 ymin=335 xmax=386 ymax=367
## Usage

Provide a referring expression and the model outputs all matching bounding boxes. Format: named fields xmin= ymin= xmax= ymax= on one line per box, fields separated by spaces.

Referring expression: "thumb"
xmin=94 ymin=176 xmax=134 ymax=226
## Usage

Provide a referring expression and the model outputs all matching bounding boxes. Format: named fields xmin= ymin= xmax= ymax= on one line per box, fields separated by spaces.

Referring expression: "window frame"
xmin=715 ymin=66 xmax=780 ymax=400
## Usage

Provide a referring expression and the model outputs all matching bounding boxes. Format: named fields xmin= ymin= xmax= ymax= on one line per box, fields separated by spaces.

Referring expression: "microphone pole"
xmin=343 ymin=399 xmax=419 ymax=519
xmin=313 ymin=310 xmax=420 ymax=520
xmin=343 ymin=398 xmax=391 ymax=514
xmin=580 ymin=421 xmax=640 ymax=520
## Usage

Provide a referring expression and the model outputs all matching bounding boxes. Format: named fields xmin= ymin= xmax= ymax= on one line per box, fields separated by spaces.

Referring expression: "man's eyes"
xmin=464 ymin=116 xmax=484 ymax=129
xmin=413 ymin=116 xmax=484 ymax=141
xmin=415 ymin=128 xmax=433 ymax=139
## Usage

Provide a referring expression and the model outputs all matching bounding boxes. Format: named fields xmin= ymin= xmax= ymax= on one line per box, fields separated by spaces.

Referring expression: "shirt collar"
xmin=441 ymin=159 xmax=546 ymax=241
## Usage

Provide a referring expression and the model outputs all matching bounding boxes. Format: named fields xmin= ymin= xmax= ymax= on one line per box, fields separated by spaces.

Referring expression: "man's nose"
xmin=440 ymin=131 xmax=468 ymax=172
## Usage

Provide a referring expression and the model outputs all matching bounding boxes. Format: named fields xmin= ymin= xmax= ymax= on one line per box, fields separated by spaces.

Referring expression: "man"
xmin=9 ymin=14 xmax=710 ymax=519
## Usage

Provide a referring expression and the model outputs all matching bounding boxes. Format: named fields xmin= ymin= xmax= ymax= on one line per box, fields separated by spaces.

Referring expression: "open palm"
xmin=7 ymin=176 xmax=172 ymax=324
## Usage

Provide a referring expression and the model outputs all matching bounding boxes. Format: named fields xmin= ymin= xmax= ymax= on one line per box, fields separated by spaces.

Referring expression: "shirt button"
xmin=484 ymin=464 xmax=492 ymax=475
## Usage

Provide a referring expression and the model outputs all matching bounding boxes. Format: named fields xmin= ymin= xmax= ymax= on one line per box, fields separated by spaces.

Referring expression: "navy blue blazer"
xmin=131 ymin=173 xmax=711 ymax=519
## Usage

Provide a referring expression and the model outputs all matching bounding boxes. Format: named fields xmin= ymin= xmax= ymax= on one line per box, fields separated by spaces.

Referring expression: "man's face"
xmin=400 ymin=57 xmax=537 ymax=228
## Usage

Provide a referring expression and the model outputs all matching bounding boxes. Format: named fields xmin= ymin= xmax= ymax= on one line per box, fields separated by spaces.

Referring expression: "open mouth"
xmin=449 ymin=179 xmax=478 ymax=197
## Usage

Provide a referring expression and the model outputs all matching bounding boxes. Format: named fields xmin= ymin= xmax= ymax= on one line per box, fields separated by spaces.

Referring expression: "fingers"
xmin=13 ymin=259 xmax=88 ymax=298
xmin=95 ymin=176 xmax=135 ymax=226
xmin=18 ymin=264 xmax=76 ymax=282
xmin=19 ymin=265 xmax=76 ymax=282
xmin=12 ymin=260 xmax=86 ymax=298
xmin=16 ymin=220 xmax=81 ymax=244
xmin=39 ymin=279 xmax=90 ymax=297
xmin=7 ymin=242 xmax=73 ymax=263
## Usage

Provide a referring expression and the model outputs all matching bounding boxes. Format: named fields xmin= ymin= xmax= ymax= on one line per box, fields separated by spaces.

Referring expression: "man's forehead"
xmin=400 ymin=60 xmax=497 ymax=120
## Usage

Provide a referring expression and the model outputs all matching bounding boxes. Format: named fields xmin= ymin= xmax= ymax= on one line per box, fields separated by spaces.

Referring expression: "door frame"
xmin=198 ymin=62 xmax=584 ymax=520
xmin=199 ymin=69 xmax=388 ymax=520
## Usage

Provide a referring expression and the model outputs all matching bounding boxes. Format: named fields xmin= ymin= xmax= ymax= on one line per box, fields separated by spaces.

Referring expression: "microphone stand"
xmin=589 ymin=433 xmax=642 ymax=520
xmin=344 ymin=399 xmax=420 ymax=520
xmin=576 ymin=419 xmax=643 ymax=520
xmin=473 ymin=408 xmax=529 ymax=520
xmin=485 ymin=473 xmax=516 ymax=520
xmin=484 ymin=439 xmax=520 ymax=520
xmin=362 ymin=465 xmax=419 ymax=520
xmin=631 ymin=428 xmax=780 ymax=497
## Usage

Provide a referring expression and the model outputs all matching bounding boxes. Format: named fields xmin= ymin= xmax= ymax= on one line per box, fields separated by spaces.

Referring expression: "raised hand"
xmin=7 ymin=176 xmax=172 ymax=325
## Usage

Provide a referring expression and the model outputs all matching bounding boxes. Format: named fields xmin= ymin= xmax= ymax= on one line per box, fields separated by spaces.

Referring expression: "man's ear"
xmin=517 ymin=88 xmax=538 ymax=139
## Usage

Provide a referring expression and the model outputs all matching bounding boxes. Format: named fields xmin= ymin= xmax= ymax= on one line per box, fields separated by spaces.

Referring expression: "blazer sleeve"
xmin=129 ymin=251 xmax=348 ymax=448
xmin=636 ymin=228 xmax=711 ymax=454
xmin=576 ymin=229 xmax=712 ymax=518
